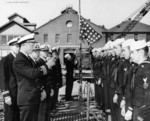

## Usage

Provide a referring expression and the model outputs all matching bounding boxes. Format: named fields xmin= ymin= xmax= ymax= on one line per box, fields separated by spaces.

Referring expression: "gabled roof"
xmin=35 ymin=14 xmax=64 ymax=31
xmin=61 ymin=7 xmax=78 ymax=14
xmin=35 ymin=7 xmax=78 ymax=31
xmin=8 ymin=13 xmax=29 ymax=23
xmin=35 ymin=8 xmax=107 ymax=34
xmin=0 ymin=20 xmax=33 ymax=33
xmin=108 ymin=21 xmax=150 ymax=32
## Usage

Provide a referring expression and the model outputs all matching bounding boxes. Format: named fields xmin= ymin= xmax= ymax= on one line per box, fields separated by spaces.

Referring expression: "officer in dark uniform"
xmin=29 ymin=43 xmax=48 ymax=102
xmin=13 ymin=34 xmax=56 ymax=121
xmin=51 ymin=47 xmax=62 ymax=109
xmin=37 ymin=44 xmax=54 ymax=121
xmin=0 ymin=37 xmax=20 ymax=121
xmin=64 ymin=53 xmax=78 ymax=101
xmin=125 ymin=40 xmax=150 ymax=121
xmin=29 ymin=43 xmax=41 ymax=64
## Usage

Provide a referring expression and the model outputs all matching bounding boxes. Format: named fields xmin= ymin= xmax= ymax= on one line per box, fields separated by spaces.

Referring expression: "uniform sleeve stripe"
xmin=2 ymin=90 xmax=9 ymax=96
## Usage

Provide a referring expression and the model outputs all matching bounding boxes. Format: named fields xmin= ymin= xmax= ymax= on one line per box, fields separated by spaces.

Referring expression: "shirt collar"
xmin=41 ymin=57 xmax=47 ymax=62
xmin=10 ymin=51 xmax=16 ymax=57
xmin=29 ymin=55 xmax=36 ymax=62
xmin=20 ymin=50 xmax=29 ymax=58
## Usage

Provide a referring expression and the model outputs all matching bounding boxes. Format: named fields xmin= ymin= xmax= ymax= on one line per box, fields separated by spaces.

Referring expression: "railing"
xmin=85 ymin=82 xmax=106 ymax=121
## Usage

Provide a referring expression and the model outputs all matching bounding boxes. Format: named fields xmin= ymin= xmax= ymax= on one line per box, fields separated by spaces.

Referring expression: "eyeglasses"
xmin=27 ymin=42 xmax=35 ymax=47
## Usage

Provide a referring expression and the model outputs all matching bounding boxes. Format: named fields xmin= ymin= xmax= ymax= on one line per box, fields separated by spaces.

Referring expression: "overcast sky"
xmin=0 ymin=0 xmax=150 ymax=29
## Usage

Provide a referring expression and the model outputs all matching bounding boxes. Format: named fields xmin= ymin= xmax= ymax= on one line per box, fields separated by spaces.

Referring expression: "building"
xmin=35 ymin=7 xmax=106 ymax=47
xmin=35 ymin=7 xmax=106 ymax=66
xmin=0 ymin=13 xmax=36 ymax=59
xmin=103 ymin=21 xmax=150 ymax=42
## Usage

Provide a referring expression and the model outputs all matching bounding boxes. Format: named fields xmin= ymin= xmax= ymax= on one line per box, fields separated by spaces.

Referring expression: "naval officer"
xmin=13 ymin=33 xmax=56 ymax=121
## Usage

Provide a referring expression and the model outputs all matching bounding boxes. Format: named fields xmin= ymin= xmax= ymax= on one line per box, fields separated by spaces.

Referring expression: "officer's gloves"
xmin=137 ymin=116 xmax=144 ymax=121
xmin=40 ymin=90 xmax=46 ymax=101
xmin=97 ymin=78 xmax=101 ymax=85
xmin=120 ymin=97 xmax=126 ymax=117
xmin=4 ymin=96 xmax=12 ymax=105
xmin=46 ymin=57 xmax=56 ymax=69
xmin=120 ymin=97 xmax=126 ymax=109
xmin=121 ymin=106 xmax=126 ymax=117
xmin=124 ymin=107 xmax=133 ymax=120
xmin=50 ymin=89 xmax=54 ymax=97
xmin=113 ymin=94 xmax=118 ymax=103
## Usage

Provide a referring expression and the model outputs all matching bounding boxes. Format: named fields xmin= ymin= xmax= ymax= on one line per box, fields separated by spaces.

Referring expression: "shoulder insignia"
xmin=124 ymin=68 xmax=127 ymax=71
xmin=143 ymin=77 xmax=149 ymax=89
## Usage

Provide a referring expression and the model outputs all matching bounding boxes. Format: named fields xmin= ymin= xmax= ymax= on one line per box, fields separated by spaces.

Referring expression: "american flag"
xmin=80 ymin=16 xmax=102 ymax=44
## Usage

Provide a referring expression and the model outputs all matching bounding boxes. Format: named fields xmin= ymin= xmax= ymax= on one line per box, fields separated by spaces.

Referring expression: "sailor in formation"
xmin=92 ymin=37 xmax=150 ymax=121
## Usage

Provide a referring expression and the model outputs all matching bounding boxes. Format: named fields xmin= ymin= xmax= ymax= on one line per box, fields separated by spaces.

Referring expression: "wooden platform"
xmin=0 ymin=94 xmax=106 ymax=121
xmin=49 ymin=99 xmax=106 ymax=121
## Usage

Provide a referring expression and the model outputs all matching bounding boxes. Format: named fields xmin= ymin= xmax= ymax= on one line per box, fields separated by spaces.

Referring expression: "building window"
xmin=0 ymin=50 xmax=10 ymax=60
xmin=67 ymin=34 xmax=72 ymax=43
xmin=55 ymin=34 xmax=60 ymax=43
xmin=134 ymin=34 xmax=138 ymax=41
xmin=44 ymin=34 xmax=48 ymax=43
xmin=1 ymin=35 xmax=7 ymax=44
xmin=8 ymin=35 xmax=14 ymax=42
xmin=0 ymin=35 xmax=24 ymax=45
xmin=14 ymin=35 xmax=19 ymax=38
xmin=66 ymin=20 xmax=73 ymax=28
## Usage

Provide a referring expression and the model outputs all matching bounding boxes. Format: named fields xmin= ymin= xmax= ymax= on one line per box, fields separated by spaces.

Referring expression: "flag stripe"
xmin=80 ymin=16 xmax=102 ymax=44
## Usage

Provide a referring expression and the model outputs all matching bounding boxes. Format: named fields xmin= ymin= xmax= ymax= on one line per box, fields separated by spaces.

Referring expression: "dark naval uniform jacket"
xmin=37 ymin=57 xmax=53 ymax=95
xmin=13 ymin=52 xmax=46 ymax=106
xmin=132 ymin=60 xmax=150 ymax=121
xmin=133 ymin=61 xmax=150 ymax=107
xmin=0 ymin=52 xmax=20 ymax=121
xmin=1 ymin=53 xmax=17 ymax=100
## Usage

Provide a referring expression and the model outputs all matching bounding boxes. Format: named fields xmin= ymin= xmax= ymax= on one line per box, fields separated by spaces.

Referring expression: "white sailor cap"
xmin=130 ymin=39 xmax=147 ymax=51
xmin=106 ymin=41 xmax=113 ymax=50
xmin=65 ymin=53 xmax=71 ymax=59
xmin=114 ymin=38 xmax=125 ymax=46
xmin=7 ymin=37 xmax=20 ymax=46
xmin=122 ymin=38 xmax=135 ymax=48
xmin=51 ymin=46 xmax=60 ymax=52
xmin=40 ymin=44 xmax=49 ymax=51
xmin=92 ymin=48 xmax=98 ymax=53
xmin=97 ymin=48 xmax=102 ymax=52
xmin=109 ymin=41 xmax=115 ymax=49
xmin=103 ymin=41 xmax=112 ymax=50
xmin=18 ymin=33 xmax=36 ymax=44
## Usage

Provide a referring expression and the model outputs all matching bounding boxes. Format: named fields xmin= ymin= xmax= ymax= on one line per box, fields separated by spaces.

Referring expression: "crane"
xmin=116 ymin=0 xmax=150 ymax=38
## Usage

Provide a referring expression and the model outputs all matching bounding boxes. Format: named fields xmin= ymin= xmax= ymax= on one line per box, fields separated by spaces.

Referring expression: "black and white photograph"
xmin=0 ymin=0 xmax=150 ymax=121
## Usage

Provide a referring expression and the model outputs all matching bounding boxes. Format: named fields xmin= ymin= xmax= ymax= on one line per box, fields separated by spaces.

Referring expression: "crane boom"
xmin=117 ymin=0 xmax=150 ymax=38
